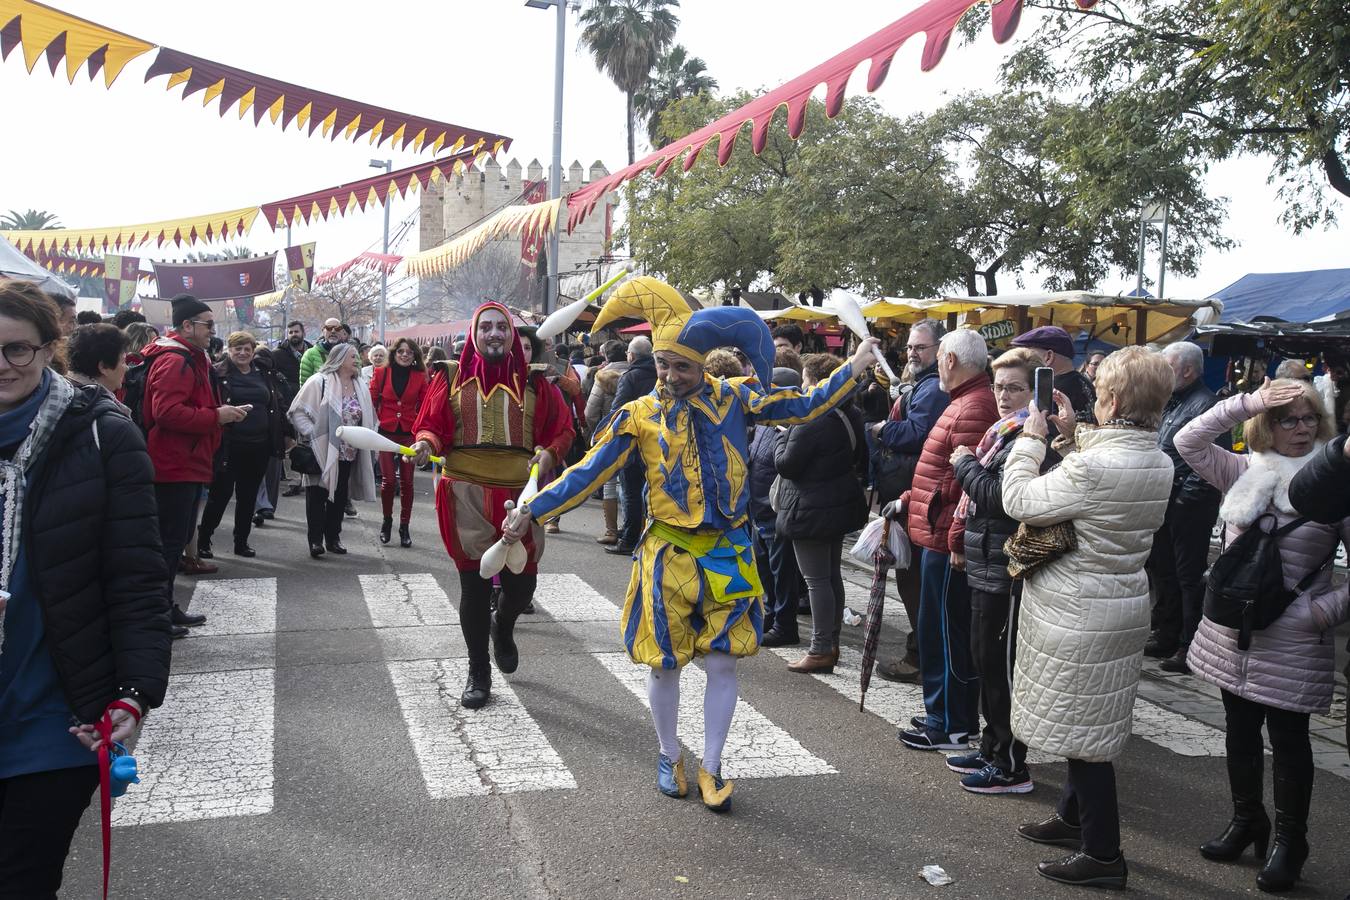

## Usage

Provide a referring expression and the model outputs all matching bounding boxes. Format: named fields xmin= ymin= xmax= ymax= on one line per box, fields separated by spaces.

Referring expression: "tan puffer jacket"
xmin=1178 ymin=392 xmax=1350 ymax=714
xmin=1001 ymin=426 xmax=1172 ymax=762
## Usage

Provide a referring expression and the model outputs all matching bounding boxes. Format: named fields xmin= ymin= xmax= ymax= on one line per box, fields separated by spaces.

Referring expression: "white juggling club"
xmin=480 ymin=462 xmax=542 ymax=579
xmin=534 ymin=262 xmax=636 ymax=342
xmin=828 ymin=291 xmax=899 ymax=384
xmin=336 ymin=425 xmax=444 ymax=465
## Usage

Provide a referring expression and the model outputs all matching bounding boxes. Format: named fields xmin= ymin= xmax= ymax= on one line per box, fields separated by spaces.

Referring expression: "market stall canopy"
xmin=0 ymin=237 xmax=75 ymax=298
xmin=759 ymin=304 xmax=838 ymax=322
xmin=1209 ymin=269 xmax=1350 ymax=324
xmin=1196 ymin=318 xmax=1350 ymax=358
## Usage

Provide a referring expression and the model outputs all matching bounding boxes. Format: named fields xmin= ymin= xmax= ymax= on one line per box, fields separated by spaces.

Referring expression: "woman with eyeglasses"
xmin=369 ymin=338 xmax=427 ymax=547
xmin=0 ymin=280 xmax=171 ymax=896
xmin=1174 ymin=377 xmax=1349 ymax=892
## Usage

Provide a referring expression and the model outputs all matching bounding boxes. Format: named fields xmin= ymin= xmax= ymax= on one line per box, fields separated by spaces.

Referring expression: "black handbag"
xmin=288 ymin=444 xmax=322 ymax=476
xmin=871 ymin=447 xmax=917 ymax=503
xmin=1202 ymin=514 xmax=1334 ymax=651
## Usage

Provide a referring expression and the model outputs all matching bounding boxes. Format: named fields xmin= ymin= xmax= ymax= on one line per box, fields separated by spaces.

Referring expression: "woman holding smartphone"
xmin=198 ymin=331 xmax=289 ymax=558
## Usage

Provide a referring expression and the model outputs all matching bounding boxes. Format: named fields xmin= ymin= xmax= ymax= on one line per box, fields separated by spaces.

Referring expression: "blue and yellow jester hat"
xmin=591 ymin=276 xmax=776 ymax=385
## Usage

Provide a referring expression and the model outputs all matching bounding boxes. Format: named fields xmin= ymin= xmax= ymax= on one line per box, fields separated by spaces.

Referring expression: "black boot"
xmin=170 ymin=603 xmax=206 ymax=627
xmin=461 ymin=667 xmax=491 ymax=709
xmin=197 ymin=529 xmax=213 ymax=559
xmin=1201 ymin=753 xmax=1270 ymax=862
xmin=1257 ymin=767 xmax=1311 ymax=892
xmin=233 ymin=541 xmax=256 ymax=558
xmin=380 ymin=516 xmax=393 ymax=544
xmin=399 ymin=522 xmax=412 ymax=548
xmin=491 ymin=608 xmax=519 ymax=674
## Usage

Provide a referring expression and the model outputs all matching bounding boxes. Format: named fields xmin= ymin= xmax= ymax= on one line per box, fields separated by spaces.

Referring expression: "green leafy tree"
xmin=626 ymin=92 xmax=1228 ymax=298
xmin=579 ymin=0 xmax=680 ymax=165
xmin=990 ymin=0 xmax=1350 ymax=231
xmin=0 ymin=208 xmax=62 ymax=230
xmin=623 ymin=92 xmax=818 ymax=292
xmin=634 ymin=44 xmax=718 ymax=144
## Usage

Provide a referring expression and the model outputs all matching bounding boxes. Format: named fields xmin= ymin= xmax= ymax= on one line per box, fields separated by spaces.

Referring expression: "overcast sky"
xmin=0 ymin=0 xmax=1343 ymax=302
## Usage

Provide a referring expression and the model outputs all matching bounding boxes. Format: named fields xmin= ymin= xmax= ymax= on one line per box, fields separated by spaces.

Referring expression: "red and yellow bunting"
xmin=3 ymin=206 xmax=259 ymax=256
xmin=0 ymin=0 xmax=509 ymax=154
xmin=563 ymin=0 xmax=1097 ymax=232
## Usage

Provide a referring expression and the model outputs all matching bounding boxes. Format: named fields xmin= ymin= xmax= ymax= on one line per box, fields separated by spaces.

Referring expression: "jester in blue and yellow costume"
xmin=503 ymin=278 xmax=877 ymax=811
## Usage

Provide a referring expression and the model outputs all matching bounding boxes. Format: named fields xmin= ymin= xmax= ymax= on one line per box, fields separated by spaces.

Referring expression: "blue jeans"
xmin=617 ymin=458 xmax=646 ymax=548
xmin=754 ymin=525 xmax=800 ymax=635
xmin=916 ymin=548 xmax=979 ymax=736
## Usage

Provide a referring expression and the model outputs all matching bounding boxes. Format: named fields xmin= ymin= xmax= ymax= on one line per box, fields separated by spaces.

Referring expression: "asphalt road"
xmin=63 ymin=472 xmax=1350 ymax=899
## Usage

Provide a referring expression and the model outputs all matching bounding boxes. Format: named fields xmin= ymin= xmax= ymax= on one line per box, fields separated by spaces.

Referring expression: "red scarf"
xmin=452 ymin=301 xmax=528 ymax=402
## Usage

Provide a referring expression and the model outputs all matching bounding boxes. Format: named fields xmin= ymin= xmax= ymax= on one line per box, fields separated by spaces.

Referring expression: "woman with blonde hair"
xmin=1175 ymin=377 xmax=1347 ymax=892
xmin=1002 ymin=345 xmax=1175 ymax=888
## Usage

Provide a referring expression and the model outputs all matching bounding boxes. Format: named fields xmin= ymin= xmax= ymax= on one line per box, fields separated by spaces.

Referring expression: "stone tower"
xmin=417 ymin=156 xmax=617 ymax=314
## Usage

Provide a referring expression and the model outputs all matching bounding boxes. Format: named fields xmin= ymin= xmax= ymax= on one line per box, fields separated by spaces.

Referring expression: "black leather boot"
xmin=491 ymin=608 xmax=519 ymax=674
xmin=399 ymin=522 xmax=412 ymax=548
xmin=380 ymin=516 xmax=392 ymax=544
xmin=1201 ymin=753 xmax=1270 ymax=862
xmin=461 ymin=667 xmax=491 ymax=709
xmin=197 ymin=529 xmax=213 ymax=559
xmin=1257 ymin=766 xmax=1311 ymax=892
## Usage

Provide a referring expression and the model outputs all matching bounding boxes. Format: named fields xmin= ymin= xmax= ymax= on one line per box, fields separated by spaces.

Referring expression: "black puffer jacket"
xmin=774 ymin=402 xmax=868 ymax=541
xmin=1157 ymin=378 xmax=1224 ymax=505
xmin=28 ymin=385 xmax=171 ymax=722
xmin=1288 ymin=434 xmax=1350 ymax=677
xmin=747 ymin=424 xmax=780 ymax=528
xmin=953 ymin=428 xmax=1061 ymax=593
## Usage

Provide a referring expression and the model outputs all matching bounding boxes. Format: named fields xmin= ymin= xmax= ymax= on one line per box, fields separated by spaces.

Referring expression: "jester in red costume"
xmin=410 ymin=302 xmax=574 ymax=709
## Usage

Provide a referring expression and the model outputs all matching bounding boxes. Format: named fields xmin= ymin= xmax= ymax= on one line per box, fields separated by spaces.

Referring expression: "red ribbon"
xmin=96 ymin=700 xmax=142 ymax=900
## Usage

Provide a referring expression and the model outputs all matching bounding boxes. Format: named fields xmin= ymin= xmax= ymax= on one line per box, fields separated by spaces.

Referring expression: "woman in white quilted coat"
xmin=1000 ymin=346 xmax=1174 ymax=890
xmin=1175 ymin=377 xmax=1348 ymax=894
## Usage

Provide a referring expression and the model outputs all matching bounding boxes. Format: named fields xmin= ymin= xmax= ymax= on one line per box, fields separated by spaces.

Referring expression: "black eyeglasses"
xmin=0 ymin=341 xmax=49 ymax=367
xmin=905 ymin=343 xmax=937 ymax=353
xmin=188 ymin=319 xmax=216 ymax=332
xmin=1276 ymin=414 xmax=1320 ymax=431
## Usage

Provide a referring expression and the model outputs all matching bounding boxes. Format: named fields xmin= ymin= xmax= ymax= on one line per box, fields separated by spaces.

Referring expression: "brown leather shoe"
xmin=180 ymin=556 xmax=218 ymax=576
xmin=787 ymin=652 xmax=836 ymax=675
xmin=596 ymin=531 xmax=618 ymax=545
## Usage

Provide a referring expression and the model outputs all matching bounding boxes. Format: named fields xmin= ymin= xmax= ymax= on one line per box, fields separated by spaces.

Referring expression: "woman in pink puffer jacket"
xmin=1175 ymin=378 xmax=1350 ymax=894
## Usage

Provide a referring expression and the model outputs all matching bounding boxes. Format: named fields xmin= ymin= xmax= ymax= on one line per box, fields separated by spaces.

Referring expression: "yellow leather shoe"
xmin=697 ymin=766 xmax=733 ymax=812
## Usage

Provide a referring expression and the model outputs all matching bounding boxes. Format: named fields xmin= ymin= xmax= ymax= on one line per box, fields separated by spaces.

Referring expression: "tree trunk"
xmin=1324 ymin=147 xmax=1350 ymax=199
xmin=964 ymin=268 xmax=979 ymax=297
xmin=626 ymin=91 xmax=636 ymax=166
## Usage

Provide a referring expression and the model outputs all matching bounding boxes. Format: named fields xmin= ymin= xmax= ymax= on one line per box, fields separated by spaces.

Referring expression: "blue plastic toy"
xmin=108 ymin=743 xmax=140 ymax=798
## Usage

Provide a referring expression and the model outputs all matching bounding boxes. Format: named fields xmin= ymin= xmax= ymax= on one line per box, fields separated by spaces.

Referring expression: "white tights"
xmin=645 ymin=652 xmax=739 ymax=774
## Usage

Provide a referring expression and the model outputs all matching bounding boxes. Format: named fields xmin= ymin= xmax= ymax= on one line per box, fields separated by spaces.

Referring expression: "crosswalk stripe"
xmin=769 ymin=646 xmax=1227 ymax=760
xmin=593 ymin=651 xmax=837 ymax=779
xmin=186 ymin=577 xmax=278 ymax=637
xmin=113 ymin=668 xmax=275 ymax=826
xmin=534 ymin=573 xmax=622 ymax=622
xmin=359 ymin=573 xmax=460 ymax=627
xmin=387 ymin=658 xmax=576 ymax=797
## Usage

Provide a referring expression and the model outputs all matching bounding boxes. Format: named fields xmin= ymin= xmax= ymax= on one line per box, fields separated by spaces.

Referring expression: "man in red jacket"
xmin=142 ymin=295 xmax=248 ymax=637
xmin=896 ymin=328 xmax=998 ymax=751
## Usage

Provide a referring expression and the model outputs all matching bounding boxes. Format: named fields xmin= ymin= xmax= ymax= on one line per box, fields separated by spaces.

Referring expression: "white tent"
xmin=0 ymin=239 xmax=76 ymax=300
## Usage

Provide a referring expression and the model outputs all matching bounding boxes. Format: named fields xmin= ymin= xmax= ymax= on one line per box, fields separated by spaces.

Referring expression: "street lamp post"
xmin=370 ymin=158 xmax=393 ymax=342
xmin=526 ymin=0 xmax=569 ymax=315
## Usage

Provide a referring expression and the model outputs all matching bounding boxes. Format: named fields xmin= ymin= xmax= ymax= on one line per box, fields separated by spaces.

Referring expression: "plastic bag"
xmin=849 ymin=517 xmax=912 ymax=570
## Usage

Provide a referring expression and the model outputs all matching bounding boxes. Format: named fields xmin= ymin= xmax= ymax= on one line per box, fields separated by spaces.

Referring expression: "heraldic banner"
xmin=285 ymin=242 xmax=316 ymax=292
xmin=153 ymin=254 xmax=276 ymax=301
xmin=102 ymin=254 xmax=140 ymax=312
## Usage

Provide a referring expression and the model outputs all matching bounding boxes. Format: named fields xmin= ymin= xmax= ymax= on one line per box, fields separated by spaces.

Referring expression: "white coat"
xmin=1001 ymin=426 xmax=1172 ymax=762
xmin=287 ymin=371 xmax=377 ymax=502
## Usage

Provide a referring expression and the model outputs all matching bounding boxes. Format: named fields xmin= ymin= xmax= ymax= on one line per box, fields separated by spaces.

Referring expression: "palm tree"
xmin=0 ymin=208 xmax=62 ymax=231
xmin=634 ymin=44 xmax=717 ymax=145
xmin=579 ymin=0 xmax=680 ymax=165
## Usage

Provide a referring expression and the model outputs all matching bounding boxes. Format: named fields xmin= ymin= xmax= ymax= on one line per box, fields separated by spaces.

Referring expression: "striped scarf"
xmin=0 ymin=371 xmax=75 ymax=662
xmin=955 ymin=409 xmax=1028 ymax=520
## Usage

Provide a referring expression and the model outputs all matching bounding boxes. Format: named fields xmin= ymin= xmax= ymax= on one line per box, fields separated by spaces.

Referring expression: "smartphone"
xmin=1033 ymin=367 xmax=1055 ymax=413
